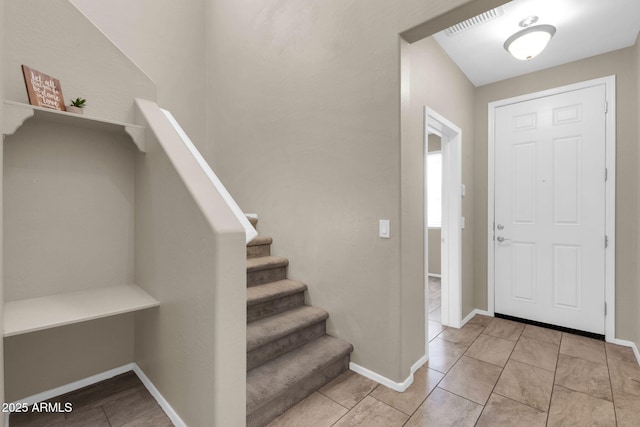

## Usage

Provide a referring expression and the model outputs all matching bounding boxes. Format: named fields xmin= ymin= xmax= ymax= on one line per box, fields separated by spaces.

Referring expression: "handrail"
xmin=135 ymin=98 xmax=257 ymax=244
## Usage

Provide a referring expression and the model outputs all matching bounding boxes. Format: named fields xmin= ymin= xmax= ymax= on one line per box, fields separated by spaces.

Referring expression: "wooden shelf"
xmin=3 ymin=284 xmax=160 ymax=337
xmin=2 ymin=100 xmax=146 ymax=152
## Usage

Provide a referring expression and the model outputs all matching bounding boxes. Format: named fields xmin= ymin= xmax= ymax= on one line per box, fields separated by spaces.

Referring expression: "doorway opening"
xmin=426 ymin=132 xmax=443 ymax=326
xmin=424 ymin=108 xmax=462 ymax=332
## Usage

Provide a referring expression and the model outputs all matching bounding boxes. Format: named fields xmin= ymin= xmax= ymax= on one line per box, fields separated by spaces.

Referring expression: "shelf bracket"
xmin=3 ymin=100 xmax=147 ymax=152
xmin=125 ymin=124 xmax=146 ymax=152
xmin=3 ymin=102 xmax=35 ymax=136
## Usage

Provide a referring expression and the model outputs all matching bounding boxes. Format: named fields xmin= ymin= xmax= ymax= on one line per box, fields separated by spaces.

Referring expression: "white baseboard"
xmin=350 ymin=355 xmax=428 ymax=393
xmin=610 ymin=338 xmax=640 ymax=366
xmin=132 ymin=365 xmax=187 ymax=427
xmin=461 ymin=309 xmax=493 ymax=327
xmin=9 ymin=363 xmax=137 ymax=406
xmin=5 ymin=363 xmax=185 ymax=427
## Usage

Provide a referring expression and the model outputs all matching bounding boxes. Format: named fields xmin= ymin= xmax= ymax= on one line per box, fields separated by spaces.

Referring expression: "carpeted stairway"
xmin=246 ymin=216 xmax=353 ymax=427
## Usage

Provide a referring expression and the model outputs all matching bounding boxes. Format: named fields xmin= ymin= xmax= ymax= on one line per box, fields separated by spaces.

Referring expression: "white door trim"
xmin=425 ymin=107 xmax=462 ymax=330
xmin=487 ymin=76 xmax=616 ymax=341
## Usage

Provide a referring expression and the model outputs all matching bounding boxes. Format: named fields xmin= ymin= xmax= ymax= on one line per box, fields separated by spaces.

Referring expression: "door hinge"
xmin=605 ymin=235 xmax=609 ymax=248
xmin=605 ymin=100 xmax=609 ymax=113
xmin=604 ymin=302 xmax=607 ymax=316
xmin=605 ymin=168 xmax=608 ymax=181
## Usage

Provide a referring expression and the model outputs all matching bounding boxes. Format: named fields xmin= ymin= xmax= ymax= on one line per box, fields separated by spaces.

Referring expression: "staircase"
xmin=246 ymin=217 xmax=353 ymax=427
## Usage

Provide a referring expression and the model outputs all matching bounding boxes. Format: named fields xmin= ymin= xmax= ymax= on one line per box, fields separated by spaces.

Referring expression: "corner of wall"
xmin=399 ymin=38 xmax=426 ymax=381
xmin=635 ymin=31 xmax=640 ymax=351
xmin=0 ymin=0 xmax=6 ymax=419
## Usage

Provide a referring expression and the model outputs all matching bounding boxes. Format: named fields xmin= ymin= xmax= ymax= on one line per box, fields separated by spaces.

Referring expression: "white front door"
xmin=494 ymin=84 xmax=606 ymax=334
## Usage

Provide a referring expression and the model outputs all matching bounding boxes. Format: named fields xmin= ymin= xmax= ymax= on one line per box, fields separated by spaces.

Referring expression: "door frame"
xmin=425 ymin=107 xmax=462 ymax=329
xmin=487 ymin=76 xmax=616 ymax=341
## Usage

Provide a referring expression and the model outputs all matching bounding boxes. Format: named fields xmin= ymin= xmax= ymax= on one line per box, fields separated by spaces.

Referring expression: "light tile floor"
xmin=267 ymin=278 xmax=640 ymax=427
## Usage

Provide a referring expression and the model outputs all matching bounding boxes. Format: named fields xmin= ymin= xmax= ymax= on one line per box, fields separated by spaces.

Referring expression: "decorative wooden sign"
xmin=21 ymin=65 xmax=66 ymax=111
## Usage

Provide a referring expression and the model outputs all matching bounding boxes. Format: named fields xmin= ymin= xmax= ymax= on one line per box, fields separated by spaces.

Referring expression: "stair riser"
xmin=247 ymin=244 xmax=271 ymax=259
xmin=247 ymin=266 xmax=287 ymax=287
xmin=247 ymin=354 xmax=350 ymax=427
xmin=247 ymin=293 xmax=305 ymax=323
xmin=248 ymin=321 xmax=326 ymax=371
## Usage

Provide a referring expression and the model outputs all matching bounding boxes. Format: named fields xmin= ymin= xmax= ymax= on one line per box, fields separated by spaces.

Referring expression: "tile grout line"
xmin=549 ymin=347 xmax=617 ymax=410
xmin=313 ymin=319 xmax=631 ymax=427
xmin=396 ymin=369 xmax=448 ymax=421
xmin=436 ymin=321 xmax=490 ymax=426
xmin=367 ymin=395 xmax=412 ymax=421
xmin=472 ymin=321 xmax=523 ymax=426
xmin=545 ymin=332 xmax=565 ymax=426
xmin=552 ymin=383 xmax=615 ymax=402
xmin=490 ymin=390 xmax=548 ymax=413
xmin=604 ymin=343 xmax=620 ymax=426
xmin=103 ymin=406 xmax=114 ymax=427
xmin=316 ymin=389 xmax=352 ymax=411
xmin=435 ymin=385 xmax=486 ymax=408
xmin=503 ymin=353 xmax=558 ymax=373
xmin=409 ymin=315 xmax=484 ymax=425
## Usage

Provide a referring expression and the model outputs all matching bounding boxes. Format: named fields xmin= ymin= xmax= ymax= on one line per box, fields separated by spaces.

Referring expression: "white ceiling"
xmin=432 ymin=0 xmax=640 ymax=87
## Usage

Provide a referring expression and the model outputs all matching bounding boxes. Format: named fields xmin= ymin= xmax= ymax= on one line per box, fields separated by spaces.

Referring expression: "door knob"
xmin=497 ymin=224 xmax=504 ymax=230
xmin=497 ymin=236 xmax=506 ymax=242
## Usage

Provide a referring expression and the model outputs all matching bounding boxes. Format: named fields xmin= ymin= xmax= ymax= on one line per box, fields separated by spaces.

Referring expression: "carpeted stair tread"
xmin=247 ymin=280 xmax=307 ymax=307
xmin=247 ymin=216 xmax=258 ymax=227
xmin=247 ymin=306 xmax=328 ymax=352
xmin=247 ymin=256 xmax=289 ymax=273
xmin=247 ymin=235 xmax=273 ymax=247
xmin=246 ymin=335 xmax=353 ymax=414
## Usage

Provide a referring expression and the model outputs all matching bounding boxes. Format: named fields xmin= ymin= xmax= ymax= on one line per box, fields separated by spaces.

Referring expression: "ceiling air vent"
xmin=445 ymin=7 xmax=504 ymax=37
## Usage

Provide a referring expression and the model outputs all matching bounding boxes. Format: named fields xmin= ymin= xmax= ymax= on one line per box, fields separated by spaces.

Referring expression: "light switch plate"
xmin=379 ymin=220 xmax=390 ymax=238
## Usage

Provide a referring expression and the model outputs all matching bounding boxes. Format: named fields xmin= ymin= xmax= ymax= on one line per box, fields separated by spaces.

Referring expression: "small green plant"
xmin=70 ymin=97 xmax=87 ymax=108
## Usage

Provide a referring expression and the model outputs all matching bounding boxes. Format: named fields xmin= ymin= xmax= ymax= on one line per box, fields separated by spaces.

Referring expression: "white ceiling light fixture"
xmin=504 ymin=16 xmax=556 ymax=61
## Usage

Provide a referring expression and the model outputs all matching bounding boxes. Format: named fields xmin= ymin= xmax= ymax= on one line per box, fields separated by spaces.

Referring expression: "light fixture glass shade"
xmin=504 ymin=25 xmax=556 ymax=60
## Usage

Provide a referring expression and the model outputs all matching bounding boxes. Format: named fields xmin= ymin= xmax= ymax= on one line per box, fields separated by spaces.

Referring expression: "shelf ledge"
xmin=3 ymin=284 xmax=160 ymax=337
xmin=2 ymin=100 xmax=146 ymax=152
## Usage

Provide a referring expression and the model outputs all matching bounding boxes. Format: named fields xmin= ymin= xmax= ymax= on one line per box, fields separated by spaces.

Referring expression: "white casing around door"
xmin=494 ymin=84 xmax=606 ymax=334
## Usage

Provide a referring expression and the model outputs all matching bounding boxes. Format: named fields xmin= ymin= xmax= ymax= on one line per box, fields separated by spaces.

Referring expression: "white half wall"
xmin=134 ymin=101 xmax=246 ymax=427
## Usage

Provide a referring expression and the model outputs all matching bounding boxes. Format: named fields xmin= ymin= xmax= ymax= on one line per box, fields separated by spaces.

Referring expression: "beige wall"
xmin=4 ymin=123 xmax=136 ymax=301
xmin=401 ymin=37 xmax=476 ymax=376
xmin=4 ymin=315 xmax=135 ymax=401
xmin=70 ymin=0 xmax=208 ymax=157
xmin=207 ymin=0 xmax=488 ymax=382
xmin=2 ymin=0 xmax=153 ymax=404
xmin=474 ymin=47 xmax=639 ymax=342
xmin=4 ymin=0 xmax=156 ymax=124
xmin=2 ymin=121 xmax=138 ymax=400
